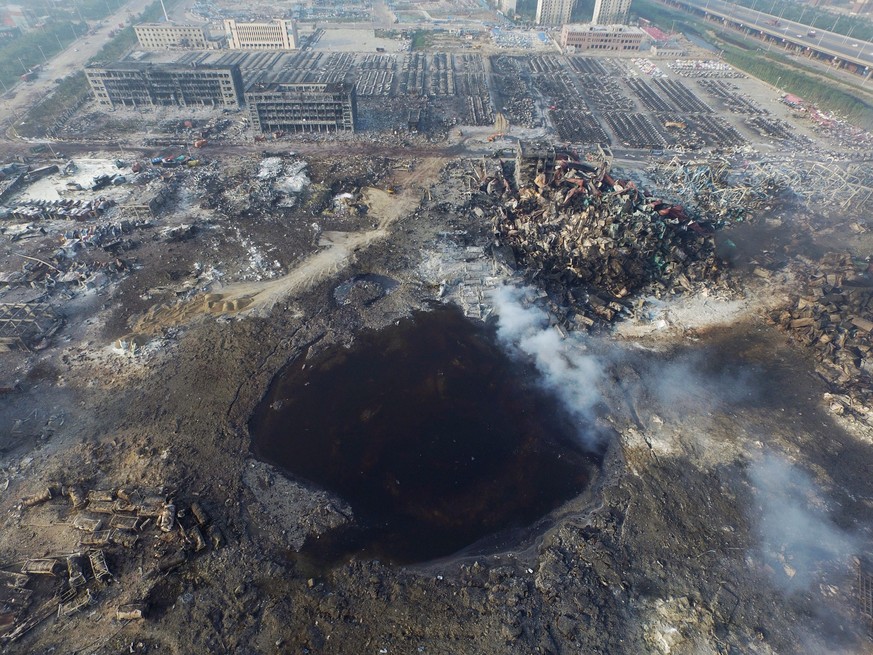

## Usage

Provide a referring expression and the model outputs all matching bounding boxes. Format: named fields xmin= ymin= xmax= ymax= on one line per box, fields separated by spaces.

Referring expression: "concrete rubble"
xmin=479 ymin=142 xmax=723 ymax=329
xmin=2 ymin=15 xmax=873 ymax=652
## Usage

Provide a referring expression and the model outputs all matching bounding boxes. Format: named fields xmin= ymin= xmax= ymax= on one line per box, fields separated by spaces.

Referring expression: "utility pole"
xmin=160 ymin=0 xmax=170 ymax=22
xmin=842 ymin=24 xmax=855 ymax=45
xmin=37 ymin=44 xmax=48 ymax=64
xmin=73 ymin=1 xmax=85 ymax=24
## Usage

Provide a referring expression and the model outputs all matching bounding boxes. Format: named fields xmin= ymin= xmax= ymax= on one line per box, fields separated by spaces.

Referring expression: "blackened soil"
xmin=250 ymin=306 xmax=601 ymax=564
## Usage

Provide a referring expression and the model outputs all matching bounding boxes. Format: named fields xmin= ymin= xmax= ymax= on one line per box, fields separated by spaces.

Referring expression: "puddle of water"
xmin=250 ymin=306 xmax=600 ymax=564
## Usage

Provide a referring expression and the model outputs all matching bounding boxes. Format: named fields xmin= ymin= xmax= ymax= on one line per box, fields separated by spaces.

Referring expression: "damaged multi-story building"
xmin=133 ymin=23 xmax=212 ymax=50
xmin=245 ymin=82 xmax=356 ymax=133
xmin=85 ymin=62 xmax=244 ymax=109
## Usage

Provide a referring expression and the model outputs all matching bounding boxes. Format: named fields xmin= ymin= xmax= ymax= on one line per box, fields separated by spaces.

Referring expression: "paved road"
xmin=0 ymin=0 xmax=146 ymax=136
xmin=671 ymin=0 xmax=873 ymax=71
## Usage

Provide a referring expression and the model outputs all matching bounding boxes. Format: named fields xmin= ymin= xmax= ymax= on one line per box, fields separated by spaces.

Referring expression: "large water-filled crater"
xmin=250 ymin=306 xmax=601 ymax=563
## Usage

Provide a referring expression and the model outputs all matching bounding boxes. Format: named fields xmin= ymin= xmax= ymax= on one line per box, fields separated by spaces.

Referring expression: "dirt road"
xmin=128 ymin=157 xmax=446 ymax=337
xmin=0 ymin=0 xmax=148 ymax=137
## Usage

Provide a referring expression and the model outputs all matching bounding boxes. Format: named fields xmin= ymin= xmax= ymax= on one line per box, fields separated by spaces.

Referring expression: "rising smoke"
xmin=492 ymin=285 xmax=605 ymax=447
xmin=492 ymin=284 xmax=863 ymax=648
xmin=491 ymin=284 xmax=758 ymax=443
xmin=493 ymin=284 xmax=856 ymax=583
xmin=748 ymin=453 xmax=858 ymax=591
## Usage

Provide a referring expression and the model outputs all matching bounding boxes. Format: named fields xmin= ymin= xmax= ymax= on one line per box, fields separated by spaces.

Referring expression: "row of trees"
xmin=0 ymin=22 xmax=89 ymax=91
xmin=21 ymin=0 xmax=129 ymax=23
xmin=634 ymin=0 xmax=873 ymax=131
xmin=727 ymin=0 xmax=873 ymax=44
xmin=15 ymin=0 xmax=181 ymax=137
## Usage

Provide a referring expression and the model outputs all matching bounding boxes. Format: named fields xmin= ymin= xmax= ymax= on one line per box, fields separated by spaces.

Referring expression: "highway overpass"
xmin=662 ymin=0 xmax=873 ymax=81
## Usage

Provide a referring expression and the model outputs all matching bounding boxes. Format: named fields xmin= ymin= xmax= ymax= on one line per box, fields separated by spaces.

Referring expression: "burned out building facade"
xmin=85 ymin=62 xmax=244 ymax=109
xmin=245 ymin=82 xmax=356 ymax=134
xmin=133 ymin=23 xmax=211 ymax=50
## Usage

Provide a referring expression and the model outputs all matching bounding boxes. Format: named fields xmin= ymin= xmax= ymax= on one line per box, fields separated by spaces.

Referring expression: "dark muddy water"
xmin=250 ymin=306 xmax=601 ymax=564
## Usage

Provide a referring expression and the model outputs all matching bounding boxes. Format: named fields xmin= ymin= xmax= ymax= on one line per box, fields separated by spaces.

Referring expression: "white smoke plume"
xmin=492 ymin=285 xmax=605 ymax=446
xmin=491 ymin=284 xmax=758 ymax=443
xmin=749 ymin=452 xmax=858 ymax=591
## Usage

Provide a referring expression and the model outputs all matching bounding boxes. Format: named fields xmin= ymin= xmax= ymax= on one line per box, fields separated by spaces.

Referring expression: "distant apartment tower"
xmin=134 ymin=24 xmax=210 ymax=49
xmin=224 ymin=19 xmax=299 ymax=50
xmin=499 ymin=0 xmax=518 ymax=16
xmin=536 ymin=0 xmax=575 ymax=25
xmin=245 ymin=82 xmax=356 ymax=133
xmin=85 ymin=63 xmax=244 ymax=109
xmin=592 ymin=0 xmax=632 ymax=25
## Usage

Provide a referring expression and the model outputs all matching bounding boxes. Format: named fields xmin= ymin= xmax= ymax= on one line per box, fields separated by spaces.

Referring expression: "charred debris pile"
xmin=772 ymin=252 xmax=873 ymax=422
xmin=476 ymin=142 xmax=725 ymax=329
xmin=1 ymin=483 xmax=223 ymax=645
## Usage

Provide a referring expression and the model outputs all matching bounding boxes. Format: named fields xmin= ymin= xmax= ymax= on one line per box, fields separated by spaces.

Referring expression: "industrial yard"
xmin=0 ymin=0 xmax=872 ymax=652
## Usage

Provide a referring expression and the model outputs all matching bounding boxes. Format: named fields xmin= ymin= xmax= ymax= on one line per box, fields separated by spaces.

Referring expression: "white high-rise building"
xmin=592 ymin=0 xmax=632 ymax=25
xmin=499 ymin=0 xmax=518 ymax=16
xmin=536 ymin=0 xmax=575 ymax=25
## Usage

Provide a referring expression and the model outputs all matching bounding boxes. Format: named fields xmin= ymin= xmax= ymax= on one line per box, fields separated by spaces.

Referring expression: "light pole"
xmin=842 ymin=24 xmax=855 ymax=45
xmin=37 ymin=44 xmax=48 ymax=64
xmin=73 ymin=1 xmax=85 ymax=24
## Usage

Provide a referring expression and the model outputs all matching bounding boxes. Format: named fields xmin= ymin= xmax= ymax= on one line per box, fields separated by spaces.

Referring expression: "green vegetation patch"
xmin=16 ymin=0 xmax=181 ymax=138
xmin=16 ymin=72 xmax=90 ymax=139
xmin=24 ymin=0 xmax=129 ymax=22
xmin=721 ymin=45 xmax=873 ymax=130
xmin=0 ymin=22 xmax=88 ymax=91
xmin=410 ymin=29 xmax=432 ymax=50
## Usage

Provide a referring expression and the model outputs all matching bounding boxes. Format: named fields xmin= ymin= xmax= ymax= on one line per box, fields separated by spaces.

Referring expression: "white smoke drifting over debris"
xmin=492 ymin=285 xmax=605 ymax=446
xmin=492 ymin=285 xmax=757 ymax=442
xmin=749 ymin=453 xmax=858 ymax=591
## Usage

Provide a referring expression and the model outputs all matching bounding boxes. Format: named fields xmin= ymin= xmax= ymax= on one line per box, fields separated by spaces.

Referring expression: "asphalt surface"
xmin=1 ymin=0 xmax=151 ymax=139
xmin=672 ymin=0 xmax=873 ymax=70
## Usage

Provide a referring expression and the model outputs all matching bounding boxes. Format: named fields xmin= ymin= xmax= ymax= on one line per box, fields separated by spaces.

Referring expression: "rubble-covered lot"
xmin=47 ymin=48 xmax=873 ymax=161
xmin=0 ymin=133 xmax=873 ymax=655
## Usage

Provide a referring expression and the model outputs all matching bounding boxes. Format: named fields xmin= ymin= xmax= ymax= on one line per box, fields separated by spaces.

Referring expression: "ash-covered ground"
xmin=0 ymin=141 xmax=872 ymax=655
